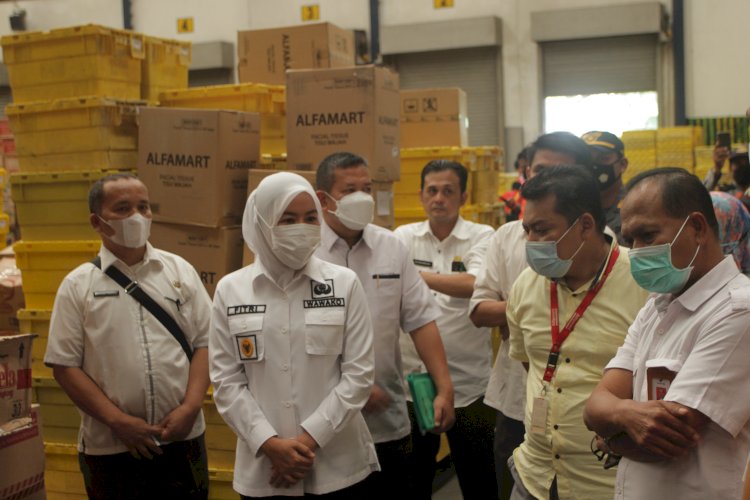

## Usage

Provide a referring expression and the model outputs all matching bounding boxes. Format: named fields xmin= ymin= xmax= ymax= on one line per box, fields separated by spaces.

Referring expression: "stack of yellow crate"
xmin=393 ymin=146 xmax=504 ymax=228
xmin=621 ymin=130 xmax=657 ymax=183
xmin=0 ymin=24 xmax=191 ymax=500
xmin=158 ymin=83 xmax=287 ymax=156
xmin=656 ymin=126 xmax=703 ymax=171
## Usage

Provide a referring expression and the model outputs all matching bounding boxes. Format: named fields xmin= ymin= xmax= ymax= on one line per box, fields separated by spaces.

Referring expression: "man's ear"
xmin=689 ymin=211 xmax=710 ymax=244
xmin=459 ymin=190 xmax=468 ymax=207
xmin=580 ymin=213 xmax=597 ymax=238
xmin=316 ymin=190 xmax=330 ymax=210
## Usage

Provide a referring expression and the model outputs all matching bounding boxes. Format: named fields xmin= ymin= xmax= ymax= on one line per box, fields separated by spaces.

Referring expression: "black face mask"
xmin=591 ymin=160 xmax=621 ymax=191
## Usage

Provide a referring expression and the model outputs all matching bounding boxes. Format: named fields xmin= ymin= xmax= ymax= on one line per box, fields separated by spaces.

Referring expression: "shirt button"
xmin=241 ymin=321 xmax=248 ymax=329
xmin=657 ymin=329 xmax=664 ymax=335
xmin=284 ymin=401 xmax=292 ymax=408
xmin=281 ymin=364 xmax=289 ymax=371
xmin=281 ymin=327 xmax=287 ymax=334
xmin=553 ymin=424 xmax=559 ymax=430
xmin=565 ymin=358 xmax=571 ymax=363
xmin=555 ymin=454 xmax=561 ymax=459
xmin=557 ymin=388 xmax=562 ymax=393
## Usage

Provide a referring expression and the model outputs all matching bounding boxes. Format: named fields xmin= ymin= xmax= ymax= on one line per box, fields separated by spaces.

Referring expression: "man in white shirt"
xmin=45 ymin=173 xmax=211 ymax=499
xmin=470 ymin=132 xmax=594 ymax=499
xmin=394 ymin=160 xmax=496 ymax=498
xmin=585 ymin=167 xmax=750 ymax=500
xmin=314 ymin=152 xmax=455 ymax=498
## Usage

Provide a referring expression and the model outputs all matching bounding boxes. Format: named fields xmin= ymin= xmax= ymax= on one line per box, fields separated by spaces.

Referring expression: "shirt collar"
xmin=555 ymin=234 xmax=617 ymax=294
xmin=414 ymin=216 xmax=471 ymax=241
xmin=320 ymin=220 xmax=372 ymax=251
xmin=252 ymin=255 xmax=326 ymax=288
xmin=99 ymin=242 xmax=164 ymax=272
xmin=672 ymin=256 xmax=740 ymax=312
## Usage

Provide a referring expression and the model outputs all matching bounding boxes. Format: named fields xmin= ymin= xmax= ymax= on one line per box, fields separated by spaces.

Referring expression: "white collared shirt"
xmin=315 ymin=222 xmax=441 ymax=443
xmin=209 ymin=256 xmax=378 ymax=497
xmin=469 ymin=220 xmax=529 ymax=420
xmin=45 ymin=243 xmax=211 ymax=455
xmin=606 ymin=256 xmax=750 ymax=500
xmin=394 ymin=217 xmax=494 ymax=407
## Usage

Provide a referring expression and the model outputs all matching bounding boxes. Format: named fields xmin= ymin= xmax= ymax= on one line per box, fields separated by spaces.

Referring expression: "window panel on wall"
xmin=386 ymin=47 xmax=500 ymax=147
xmin=542 ymin=34 xmax=658 ymax=97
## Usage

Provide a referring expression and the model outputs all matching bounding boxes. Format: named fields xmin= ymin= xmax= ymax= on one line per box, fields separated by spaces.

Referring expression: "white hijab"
xmin=243 ymin=172 xmax=322 ymax=286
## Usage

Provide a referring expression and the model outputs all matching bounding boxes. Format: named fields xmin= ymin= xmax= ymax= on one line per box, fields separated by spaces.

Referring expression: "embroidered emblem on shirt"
xmin=227 ymin=305 xmax=267 ymax=316
xmin=311 ymin=279 xmax=334 ymax=299
xmin=413 ymin=259 xmax=433 ymax=268
xmin=236 ymin=334 xmax=258 ymax=361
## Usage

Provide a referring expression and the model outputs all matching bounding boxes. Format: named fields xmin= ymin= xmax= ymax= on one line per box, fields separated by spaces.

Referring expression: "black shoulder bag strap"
xmin=91 ymin=256 xmax=193 ymax=361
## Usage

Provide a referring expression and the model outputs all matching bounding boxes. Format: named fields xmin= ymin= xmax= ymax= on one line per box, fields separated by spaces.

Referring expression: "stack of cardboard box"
xmin=0 ymin=334 xmax=45 ymax=500
xmin=139 ymin=107 xmax=260 ymax=297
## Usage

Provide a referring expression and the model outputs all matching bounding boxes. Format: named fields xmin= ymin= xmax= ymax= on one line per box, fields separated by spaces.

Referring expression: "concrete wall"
xmin=0 ymin=0 xmax=746 ymax=142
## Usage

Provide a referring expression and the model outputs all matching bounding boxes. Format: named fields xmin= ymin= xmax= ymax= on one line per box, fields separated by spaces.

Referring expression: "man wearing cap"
xmin=581 ymin=131 xmax=629 ymax=245
xmin=703 ymin=146 xmax=750 ymax=198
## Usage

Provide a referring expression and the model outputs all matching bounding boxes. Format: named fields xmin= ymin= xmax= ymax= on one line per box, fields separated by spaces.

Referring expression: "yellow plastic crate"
xmin=18 ymin=309 xmax=52 ymax=378
xmin=159 ymin=83 xmax=286 ymax=155
xmin=472 ymin=169 xmax=500 ymax=206
xmin=0 ymin=212 xmax=10 ymax=244
xmin=7 ymin=97 xmax=141 ymax=158
xmin=142 ymin=36 xmax=191 ymax=102
xmin=17 ymin=150 xmax=138 ymax=173
xmin=11 ymin=171 xmax=109 ymax=240
xmin=256 ymin=153 xmax=288 ymax=170
xmin=45 ymin=443 xmax=86 ymax=497
xmin=1 ymin=24 xmax=144 ymax=103
xmin=209 ymin=468 xmax=237 ymax=500
xmin=32 ymin=376 xmax=80 ymax=445
xmin=14 ymin=240 xmax=100 ymax=309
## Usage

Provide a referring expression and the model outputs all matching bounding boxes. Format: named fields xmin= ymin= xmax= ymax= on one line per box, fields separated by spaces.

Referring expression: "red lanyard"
xmin=543 ymin=245 xmax=620 ymax=383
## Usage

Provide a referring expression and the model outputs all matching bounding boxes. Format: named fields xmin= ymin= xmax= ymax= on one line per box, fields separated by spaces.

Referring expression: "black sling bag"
xmin=91 ymin=256 xmax=193 ymax=361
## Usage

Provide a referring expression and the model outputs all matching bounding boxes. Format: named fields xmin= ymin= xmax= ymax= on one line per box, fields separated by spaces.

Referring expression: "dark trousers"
xmin=359 ymin=435 xmax=413 ymax=499
xmin=240 ymin=480 xmax=368 ymax=499
xmin=78 ymin=434 xmax=208 ymax=500
xmin=407 ymin=397 xmax=498 ymax=500
xmin=495 ymin=411 xmax=526 ymax=500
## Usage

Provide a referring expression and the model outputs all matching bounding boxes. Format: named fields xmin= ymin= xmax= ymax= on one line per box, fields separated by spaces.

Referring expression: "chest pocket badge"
xmin=237 ymin=334 xmax=258 ymax=361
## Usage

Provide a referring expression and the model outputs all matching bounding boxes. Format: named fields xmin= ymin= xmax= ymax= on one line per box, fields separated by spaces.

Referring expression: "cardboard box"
xmin=400 ymin=88 xmax=468 ymax=148
xmin=0 ymin=255 xmax=23 ymax=335
xmin=0 ymin=334 xmax=33 ymax=429
xmin=286 ymin=65 xmax=401 ymax=181
xmin=149 ymin=223 xmax=244 ymax=297
xmin=0 ymin=405 xmax=45 ymax=499
xmin=137 ymin=107 xmax=261 ymax=227
xmin=238 ymin=23 xmax=355 ymax=86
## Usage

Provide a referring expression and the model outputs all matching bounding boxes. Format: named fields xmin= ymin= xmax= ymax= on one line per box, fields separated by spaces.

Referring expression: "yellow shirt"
xmin=508 ymin=242 xmax=649 ymax=500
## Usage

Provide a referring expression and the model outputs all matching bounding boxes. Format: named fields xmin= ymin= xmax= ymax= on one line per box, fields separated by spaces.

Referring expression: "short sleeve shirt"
xmin=315 ymin=222 xmax=441 ymax=443
xmin=44 ymin=243 xmax=211 ymax=455
xmin=606 ymin=256 xmax=750 ymax=500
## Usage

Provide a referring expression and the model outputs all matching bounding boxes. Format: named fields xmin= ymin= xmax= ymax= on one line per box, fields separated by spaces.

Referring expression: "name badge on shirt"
xmin=413 ymin=259 xmax=433 ymax=268
xmin=93 ymin=290 xmax=119 ymax=298
xmin=530 ymin=397 xmax=548 ymax=435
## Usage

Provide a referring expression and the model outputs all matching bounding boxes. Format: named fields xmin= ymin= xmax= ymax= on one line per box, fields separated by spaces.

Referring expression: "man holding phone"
xmin=703 ymin=131 xmax=750 ymax=196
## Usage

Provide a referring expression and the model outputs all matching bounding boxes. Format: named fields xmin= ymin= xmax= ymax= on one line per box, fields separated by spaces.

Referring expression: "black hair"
xmin=625 ymin=167 xmax=719 ymax=237
xmin=521 ymin=165 xmax=605 ymax=232
xmin=420 ymin=160 xmax=468 ymax=193
xmin=514 ymin=146 xmax=531 ymax=169
xmin=88 ymin=172 xmax=140 ymax=215
xmin=526 ymin=132 xmax=593 ymax=168
xmin=315 ymin=152 xmax=368 ymax=192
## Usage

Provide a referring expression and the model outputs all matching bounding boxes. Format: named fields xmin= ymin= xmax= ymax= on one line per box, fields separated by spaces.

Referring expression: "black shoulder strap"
xmin=91 ymin=256 xmax=193 ymax=361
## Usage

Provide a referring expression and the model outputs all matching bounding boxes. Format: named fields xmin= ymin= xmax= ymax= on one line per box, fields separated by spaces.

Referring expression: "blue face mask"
xmin=525 ymin=218 xmax=584 ymax=279
xmin=628 ymin=216 xmax=700 ymax=294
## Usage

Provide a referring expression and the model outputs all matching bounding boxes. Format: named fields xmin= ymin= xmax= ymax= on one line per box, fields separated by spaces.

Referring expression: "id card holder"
xmin=530 ymin=396 xmax=548 ymax=435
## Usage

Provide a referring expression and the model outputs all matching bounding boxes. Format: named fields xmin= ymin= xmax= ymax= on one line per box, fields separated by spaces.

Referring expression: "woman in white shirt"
xmin=209 ymin=172 xmax=379 ymax=498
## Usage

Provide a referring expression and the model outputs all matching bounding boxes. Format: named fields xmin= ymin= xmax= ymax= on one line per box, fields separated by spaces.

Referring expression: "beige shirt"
xmin=607 ymin=256 xmax=750 ymax=500
xmin=315 ymin=222 xmax=441 ymax=443
xmin=508 ymin=241 xmax=649 ymax=500
xmin=394 ymin=217 xmax=494 ymax=407
xmin=209 ymin=256 xmax=378 ymax=497
xmin=45 ymin=243 xmax=210 ymax=455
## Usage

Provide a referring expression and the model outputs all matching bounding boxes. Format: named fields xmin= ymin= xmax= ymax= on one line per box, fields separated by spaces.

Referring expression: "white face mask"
xmin=271 ymin=223 xmax=321 ymax=270
xmin=99 ymin=213 xmax=151 ymax=248
xmin=326 ymin=191 xmax=374 ymax=231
